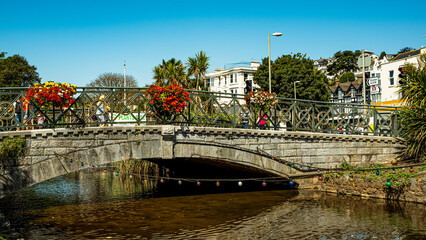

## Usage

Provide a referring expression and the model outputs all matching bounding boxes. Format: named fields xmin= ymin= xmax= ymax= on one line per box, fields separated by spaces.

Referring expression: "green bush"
xmin=0 ymin=137 xmax=27 ymax=167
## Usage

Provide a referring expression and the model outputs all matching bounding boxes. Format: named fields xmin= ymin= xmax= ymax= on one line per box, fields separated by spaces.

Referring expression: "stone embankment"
xmin=300 ymin=170 xmax=426 ymax=204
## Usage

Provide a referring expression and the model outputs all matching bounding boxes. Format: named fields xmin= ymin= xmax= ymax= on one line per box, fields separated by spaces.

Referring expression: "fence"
xmin=0 ymin=87 xmax=403 ymax=136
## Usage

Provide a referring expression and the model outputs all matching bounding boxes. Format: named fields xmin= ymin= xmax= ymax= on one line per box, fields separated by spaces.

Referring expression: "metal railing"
xmin=0 ymin=87 xmax=403 ymax=136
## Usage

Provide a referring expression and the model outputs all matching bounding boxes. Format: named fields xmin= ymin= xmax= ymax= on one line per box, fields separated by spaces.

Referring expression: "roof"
xmin=328 ymin=79 xmax=363 ymax=93
xmin=392 ymin=49 xmax=421 ymax=61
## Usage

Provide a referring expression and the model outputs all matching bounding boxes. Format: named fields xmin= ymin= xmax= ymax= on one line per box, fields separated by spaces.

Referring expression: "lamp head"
xmin=272 ymin=32 xmax=283 ymax=37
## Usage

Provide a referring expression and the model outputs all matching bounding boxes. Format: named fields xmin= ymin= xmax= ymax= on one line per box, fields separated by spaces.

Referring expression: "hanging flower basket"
xmin=245 ymin=90 xmax=278 ymax=114
xmin=25 ymin=82 xmax=77 ymax=109
xmin=146 ymin=84 xmax=190 ymax=123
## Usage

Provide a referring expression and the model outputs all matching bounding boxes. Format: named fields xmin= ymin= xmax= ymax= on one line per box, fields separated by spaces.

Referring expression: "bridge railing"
xmin=0 ymin=87 xmax=403 ymax=136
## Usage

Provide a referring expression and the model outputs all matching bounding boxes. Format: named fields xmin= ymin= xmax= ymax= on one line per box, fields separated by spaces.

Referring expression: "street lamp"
xmin=294 ymin=81 xmax=301 ymax=99
xmin=268 ymin=32 xmax=283 ymax=93
xmin=362 ymin=50 xmax=373 ymax=105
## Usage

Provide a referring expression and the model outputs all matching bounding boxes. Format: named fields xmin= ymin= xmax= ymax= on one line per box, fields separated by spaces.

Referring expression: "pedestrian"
xmin=23 ymin=97 xmax=34 ymax=130
xmin=37 ymin=113 xmax=44 ymax=129
xmin=95 ymin=95 xmax=107 ymax=126
xmin=13 ymin=98 xmax=22 ymax=131
xmin=259 ymin=114 xmax=267 ymax=130
xmin=241 ymin=106 xmax=249 ymax=129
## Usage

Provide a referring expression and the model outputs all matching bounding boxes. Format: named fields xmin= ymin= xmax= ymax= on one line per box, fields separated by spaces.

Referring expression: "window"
xmin=230 ymin=74 xmax=233 ymax=83
xmin=351 ymin=88 xmax=355 ymax=98
xmin=244 ymin=74 xmax=248 ymax=80
xmin=389 ymin=70 xmax=394 ymax=86
xmin=224 ymin=76 xmax=227 ymax=85
xmin=218 ymin=77 xmax=221 ymax=86
xmin=211 ymin=78 xmax=214 ymax=87
xmin=338 ymin=89 xmax=342 ymax=99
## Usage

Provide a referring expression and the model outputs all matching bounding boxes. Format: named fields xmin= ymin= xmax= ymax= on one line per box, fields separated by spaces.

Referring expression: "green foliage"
xmin=340 ymin=159 xmax=352 ymax=170
xmin=385 ymin=170 xmax=416 ymax=191
xmin=187 ymin=51 xmax=210 ymax=90
xmin=253 ymin=53 xmax=329 ymax=101
xmin=398 ymin=55 xmax=426 ymax=161
xmin=379 ymin=51 xmax=387 ymax=60
xmin=398 ymin=47 xmax=414 ymax=54
xmin=153 ymin=58 xmax=188 ymax=88
xmin=0 ymin=137 xmax=27 ymax=166
xmin=339 ymin=72 xmax=355 ymax=83
xmin=327 ymin=50 xmax=360 ymax=76
xmin=0 ymin=52 xmax=41 ymax=87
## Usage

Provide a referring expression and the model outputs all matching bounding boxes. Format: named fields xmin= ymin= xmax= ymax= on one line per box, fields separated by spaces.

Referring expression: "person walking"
xmin=13 ymin=98 xmax=22 ymax=131
xmin=95 ymin=95 xmax=107 ymax=126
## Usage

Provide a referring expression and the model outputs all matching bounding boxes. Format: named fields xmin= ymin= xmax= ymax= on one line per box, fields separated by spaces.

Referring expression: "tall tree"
xmin=397 ymin=54 xmax=426 ymax=161
xmin=0 ymin=52 xmax=41 ymax=87
xmin=187 ymin=51 xmax=210 ymax=90
xmin=327 ymin=50 xmax=360 ymax=77
xmin=339 ymin=72 xmax=356 ymax=83
xmin=253 ymin=53 xmax=329 ymax=101
xmin=379 ymin=51 xmax=387 ymax=60
xmin=152 ymin=58 xmax=187 ymax=88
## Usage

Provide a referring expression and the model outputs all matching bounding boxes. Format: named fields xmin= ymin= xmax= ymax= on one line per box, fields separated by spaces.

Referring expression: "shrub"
xmin=0 ymin=137 xmax=27 ymax=167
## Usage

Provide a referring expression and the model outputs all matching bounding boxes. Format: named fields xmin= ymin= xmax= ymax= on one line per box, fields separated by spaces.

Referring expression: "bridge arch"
xmin=0 ymin=125 xmax=403 ymax=197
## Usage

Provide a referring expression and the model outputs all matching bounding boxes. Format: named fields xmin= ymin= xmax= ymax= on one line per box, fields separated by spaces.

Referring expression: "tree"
xmin=379 ymin=51 xmax=387 ymax=60
xmin=397 ymin=54 xmax=426 ymax=161
xmin=87 ymin=72 xmax=138 ymax=88
xmin=398 ymin=47 xmax=414 ymax=54
xmin=339 ymin=72 xmax=355 ymax=83
xmin=327 ymin=50 xmax=360 ymax=77
xmin=152 ymin=58 xmax=188 ymax=88
xmin=253 ymin=53 xmax=329 ymax=101
xmin=187 ymin=51 xmax=210 ymax=90
xmin=0 ymin=52 xmax=41 ymax=87
xmin=87 ymin=73 xmax=138 ymax=102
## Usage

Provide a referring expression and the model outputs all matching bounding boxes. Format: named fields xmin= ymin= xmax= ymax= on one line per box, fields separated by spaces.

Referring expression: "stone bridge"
xmin=0 ymin=125 xmax=404 ymax=198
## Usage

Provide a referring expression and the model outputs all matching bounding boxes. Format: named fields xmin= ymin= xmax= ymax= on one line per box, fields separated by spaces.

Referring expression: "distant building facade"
xmin=206 ymin=61 xmax=260 ymax=105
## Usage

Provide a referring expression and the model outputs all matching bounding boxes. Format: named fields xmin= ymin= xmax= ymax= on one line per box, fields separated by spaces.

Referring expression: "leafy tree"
xmin=339 ymin=72 xmax=355 ymax=83
xmin=327 ymin=50 xmax=360 ymax=77
xmin=152 ymin=58 xmax=187 ymax=88
xmin=187 ymin=51 xmax=210 ymax=90
xmin=398 ymin=47 xmax=414 ymax=54
xmin=379 ymin=51 xmax=387 ymax=60
xmin=0 ymin=52 xmax=41 ymax=87
xmin=253 ymin=53 xmax=329 ymax=101
xmin=397 ymin=54 xmax=426 ymax=161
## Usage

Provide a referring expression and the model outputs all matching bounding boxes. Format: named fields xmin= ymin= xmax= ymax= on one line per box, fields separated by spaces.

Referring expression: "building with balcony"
xmin=206 ymin=61 xmax=260 ymax=105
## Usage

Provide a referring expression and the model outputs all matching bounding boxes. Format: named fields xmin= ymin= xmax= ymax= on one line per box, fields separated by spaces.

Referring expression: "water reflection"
xmin=0 ymin=170 xmax=424 ymax=240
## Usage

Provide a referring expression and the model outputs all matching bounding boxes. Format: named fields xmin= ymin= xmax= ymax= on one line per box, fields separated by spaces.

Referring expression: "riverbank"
xmin=300 ymin=165 xmax=426 ymax=204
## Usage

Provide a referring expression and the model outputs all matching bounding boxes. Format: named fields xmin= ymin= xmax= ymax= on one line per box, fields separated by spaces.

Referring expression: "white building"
xmin=355 ymin=53 xmax=388 ymax=104
xmin=379 ymin=47 xmax=426 ymax=106
xmin=206 ymin=61 xmax=260 ymax=105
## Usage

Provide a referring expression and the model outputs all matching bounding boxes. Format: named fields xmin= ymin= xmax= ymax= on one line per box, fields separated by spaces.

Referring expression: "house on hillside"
xmin=206 ymin=61 xmax=260 ymax=105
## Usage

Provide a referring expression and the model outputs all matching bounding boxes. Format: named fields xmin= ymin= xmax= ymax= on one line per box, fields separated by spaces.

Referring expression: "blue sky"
xmin=1 ymin=0 xmax=425 ymax=87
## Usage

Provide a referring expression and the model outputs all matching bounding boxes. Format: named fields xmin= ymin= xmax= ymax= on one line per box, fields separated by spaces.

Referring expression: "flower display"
xmin=244 ymin=90 xmax=278 ymax=114
xmin=146 ymin=83 xmax=190 ymax=123
xmin=26 ymin=82 xmax=77 ymax=108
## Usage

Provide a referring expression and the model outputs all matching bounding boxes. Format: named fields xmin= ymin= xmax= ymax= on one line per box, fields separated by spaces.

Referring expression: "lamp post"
xmin=268 ymin=32 xmax=283 ymax=93
xmin=124 ymin=60 xmax=127 ymax=105
xmin=362 ymin=50 xmax=373 ymax=105
xmin=294 ymin=81 xmax=301 ymax=99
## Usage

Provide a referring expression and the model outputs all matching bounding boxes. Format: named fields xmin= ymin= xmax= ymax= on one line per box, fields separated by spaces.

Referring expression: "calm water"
xmin=0 ymin=170 xmax=425 ymax=240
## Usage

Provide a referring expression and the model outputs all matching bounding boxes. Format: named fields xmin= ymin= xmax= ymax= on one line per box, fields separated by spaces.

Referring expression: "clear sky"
xmin=1 ymin=0 xmax=425 ymax=87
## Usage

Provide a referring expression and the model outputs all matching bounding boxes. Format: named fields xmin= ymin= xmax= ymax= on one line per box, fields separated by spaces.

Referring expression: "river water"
xmin=0 ymin=169 xmax=425 ymax=240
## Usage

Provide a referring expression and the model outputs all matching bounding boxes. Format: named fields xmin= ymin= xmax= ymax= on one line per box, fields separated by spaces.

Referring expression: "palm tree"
xmin=152 ymin=58 xmax=187 ymax=88
xmin=187 ymin=51 xmax=210 ymax=90
xmin=397 ymin=54 xmax=426 ymax=161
